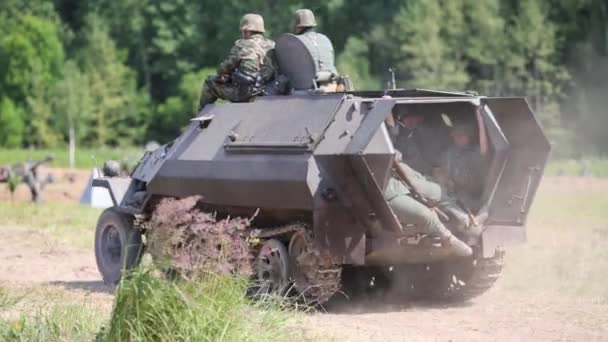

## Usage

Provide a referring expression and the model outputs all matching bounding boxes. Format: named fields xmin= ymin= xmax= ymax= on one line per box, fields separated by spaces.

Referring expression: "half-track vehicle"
xmin=93 ymin=34 xmax=550 ymax=303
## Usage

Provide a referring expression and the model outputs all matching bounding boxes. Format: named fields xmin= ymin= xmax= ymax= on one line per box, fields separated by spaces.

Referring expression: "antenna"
xmin=388 ymin=68 xmax=397 ymax=90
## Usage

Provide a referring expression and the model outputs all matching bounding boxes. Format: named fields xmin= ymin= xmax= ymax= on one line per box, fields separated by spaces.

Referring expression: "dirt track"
xmin=1 ymin=227 xmax=606 ymax=341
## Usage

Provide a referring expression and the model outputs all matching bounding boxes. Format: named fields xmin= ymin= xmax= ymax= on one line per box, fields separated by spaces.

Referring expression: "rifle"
xmin=392 ymin=156 xmax=450 ymax=221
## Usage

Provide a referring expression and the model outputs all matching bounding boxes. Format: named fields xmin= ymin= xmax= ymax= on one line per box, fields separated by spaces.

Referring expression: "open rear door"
xmin=480 ymin=97 xmax=551 ymax=256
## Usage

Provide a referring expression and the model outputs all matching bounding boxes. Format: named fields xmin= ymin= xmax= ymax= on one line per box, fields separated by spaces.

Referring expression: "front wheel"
xmin=94 ymin=208 xmax=143 ymax=285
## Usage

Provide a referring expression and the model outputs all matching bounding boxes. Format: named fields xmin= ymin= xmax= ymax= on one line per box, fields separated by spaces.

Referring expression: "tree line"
xmin=0 ymin=0 xmax=606 ymax=157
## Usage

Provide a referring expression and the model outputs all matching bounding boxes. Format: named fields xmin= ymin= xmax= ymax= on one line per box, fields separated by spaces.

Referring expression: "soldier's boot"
xmin=434 ymin=222 xmax=473 ymax=257
xmin=441 ymin=235 xmax=473 ymax=257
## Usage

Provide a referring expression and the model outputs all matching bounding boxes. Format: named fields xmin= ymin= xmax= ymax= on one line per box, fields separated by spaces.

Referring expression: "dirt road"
xmin=1 ymin=226 xmax=606 ymax=341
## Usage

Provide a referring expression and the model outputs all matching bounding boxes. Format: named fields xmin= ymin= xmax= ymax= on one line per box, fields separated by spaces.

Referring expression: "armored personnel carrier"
xmin=93 ymin=35 xmax=550 ymax=303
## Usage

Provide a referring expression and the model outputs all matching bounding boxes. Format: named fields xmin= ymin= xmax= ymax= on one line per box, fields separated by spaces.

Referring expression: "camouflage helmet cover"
xmin=295 ymin=9 xmax=317 ymax=28
xmin=240 ymin=13 xmax=265 ymax=33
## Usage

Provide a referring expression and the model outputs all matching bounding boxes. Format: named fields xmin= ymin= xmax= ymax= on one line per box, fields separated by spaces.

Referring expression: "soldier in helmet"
xmin=293 ymin=9 xmax=339 ymax=90
xmin=434 ymin=122 xmax=488 ymax=234
xmin=198 ymin=13 xmax=278 ymax=111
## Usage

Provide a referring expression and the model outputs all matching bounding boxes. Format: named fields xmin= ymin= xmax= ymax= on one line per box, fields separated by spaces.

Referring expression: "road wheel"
xmin=94 ymin=208 xmax=143 ymax=285
xmin=255 ymin=239 xmax=291 ymax=295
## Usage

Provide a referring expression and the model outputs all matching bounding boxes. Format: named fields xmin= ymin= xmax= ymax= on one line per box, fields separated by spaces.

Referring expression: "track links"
xmin=250 ymin=223 xmax=342 ymax=305
xmin=436 ymin=249 xmax=505 ymax=301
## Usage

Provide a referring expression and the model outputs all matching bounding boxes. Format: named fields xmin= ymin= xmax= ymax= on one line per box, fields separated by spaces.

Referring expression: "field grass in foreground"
xmin=0 ymin=271 xmax=295 ymax=342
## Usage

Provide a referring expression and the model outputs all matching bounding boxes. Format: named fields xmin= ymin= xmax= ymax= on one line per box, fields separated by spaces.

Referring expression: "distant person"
xmin=293 ymin=9 xmax=339 ymax=90
xmin=198 ymin=14 xmax=277 ymax=111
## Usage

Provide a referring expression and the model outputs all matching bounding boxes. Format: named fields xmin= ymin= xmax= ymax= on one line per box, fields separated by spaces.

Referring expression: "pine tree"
xmin=389 ymin=0 xmax=469 ymax=90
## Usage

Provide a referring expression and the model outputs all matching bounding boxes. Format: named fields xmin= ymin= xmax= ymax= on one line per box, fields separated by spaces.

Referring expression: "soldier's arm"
xmin=217 ymin=43 xmax=242 ymax=75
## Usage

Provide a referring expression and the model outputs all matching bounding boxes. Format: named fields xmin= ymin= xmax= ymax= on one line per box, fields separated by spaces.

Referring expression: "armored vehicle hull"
xmin=93 ymin=89 xmax=550 ymax=303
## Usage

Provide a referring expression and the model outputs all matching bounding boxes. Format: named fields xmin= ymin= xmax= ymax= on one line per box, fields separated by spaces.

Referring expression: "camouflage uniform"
xmin=199 ymin=15 xmax=277 ymax=110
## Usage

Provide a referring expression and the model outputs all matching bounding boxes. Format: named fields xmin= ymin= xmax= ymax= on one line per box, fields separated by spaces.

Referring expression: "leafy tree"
xmin=51 ymin=60 xmax=93 ymax=145
xmin=336 ymin=37 xmax=379 ymax=90
xmin=148 ymin=68 xmax=215 ymax=143
xmin=76 ymin=16 xmax=149 ymax=146
xmin=0 ymin=14 xmax=65 ymax=147
xmin=0 ymin=97 xmax=24 ymax=148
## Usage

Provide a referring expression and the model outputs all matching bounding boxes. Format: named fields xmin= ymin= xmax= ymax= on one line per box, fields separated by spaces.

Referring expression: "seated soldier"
xmin=293 ymin=9 xmax=339 ymax=91
xmin=390 ymin=110 xmax=449 ymax=176
xmin=385 ymin=159 xmax=473 ymax=257
xmin=198 ymin=14 xmax=277 ymax=111
xmin=434 ymin=122 xmax=488 ymax=233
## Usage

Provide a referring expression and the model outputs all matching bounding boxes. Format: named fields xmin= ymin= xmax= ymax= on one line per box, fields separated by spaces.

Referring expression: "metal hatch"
xmin=224 ymin=95 xmax=344 ymax=152
xmin=482 ymin=97 xmax=551 ymax=226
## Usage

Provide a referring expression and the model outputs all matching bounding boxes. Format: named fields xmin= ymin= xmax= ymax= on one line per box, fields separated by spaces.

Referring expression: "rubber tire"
xmin=94 ymin=208 xmax=143 ymax=285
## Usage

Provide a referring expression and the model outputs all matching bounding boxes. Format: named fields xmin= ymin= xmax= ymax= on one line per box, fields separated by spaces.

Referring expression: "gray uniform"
xmin=297 ymin=28 xmax=338 ymax=76
xmin=384 ymin=163 xmax=451 ymax=240
xmin=436 ymin=145 xmax=487 ymax=231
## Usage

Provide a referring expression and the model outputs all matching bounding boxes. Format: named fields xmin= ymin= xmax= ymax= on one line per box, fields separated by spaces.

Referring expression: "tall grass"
xmin=0 ymin=270 xmax=296 ymax=342
xmin=102 ymin=269 xmax=293 ymax=342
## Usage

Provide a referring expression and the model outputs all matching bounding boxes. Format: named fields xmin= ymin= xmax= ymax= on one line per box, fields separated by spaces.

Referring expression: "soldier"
xmin=198 ymin=13 xmax=277 ymax=111
xmin=434 ymin=123 xmax=488 ymax=233
xmin=293 ymin=9 xmax=339 ymax=90
xmin=384 ymin=162 xmax=473 ymax=257
xmin=391 ymin=110 xmax=449 ymax=176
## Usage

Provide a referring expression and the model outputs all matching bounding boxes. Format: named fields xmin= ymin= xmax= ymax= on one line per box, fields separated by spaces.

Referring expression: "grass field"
xmin=0 ymin=177 xmax=607 ymax=340
xmin=0 ymin=148 xmax=144 ymax=170
xmin=545 ymin=158 xmax=608 ymax=177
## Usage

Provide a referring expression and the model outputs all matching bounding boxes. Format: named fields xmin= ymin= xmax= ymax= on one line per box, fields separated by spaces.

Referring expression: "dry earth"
xmin=1 ymin=175 xmax=608 ymax=341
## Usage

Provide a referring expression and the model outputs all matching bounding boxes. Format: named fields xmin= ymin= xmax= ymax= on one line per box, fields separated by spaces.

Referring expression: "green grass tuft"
xmin=102 ymin=269 xmax=293 ymax=342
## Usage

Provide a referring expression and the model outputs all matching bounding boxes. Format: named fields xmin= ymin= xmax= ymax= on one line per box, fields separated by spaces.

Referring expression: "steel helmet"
xmin=240 ymin=13 xmax=265 ymax=33
xmin=295 ymin=9 xmax=317 ymax=28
